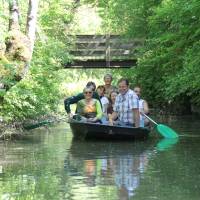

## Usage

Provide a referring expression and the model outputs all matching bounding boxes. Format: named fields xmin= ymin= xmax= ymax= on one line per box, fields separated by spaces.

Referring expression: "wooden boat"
xmin=69 ymin=119 xmax=151 ymax=140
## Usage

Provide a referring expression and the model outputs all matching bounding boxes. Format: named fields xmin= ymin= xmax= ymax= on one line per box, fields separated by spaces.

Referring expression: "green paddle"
xmin=142 ymin=113 xmax=178 ymax=139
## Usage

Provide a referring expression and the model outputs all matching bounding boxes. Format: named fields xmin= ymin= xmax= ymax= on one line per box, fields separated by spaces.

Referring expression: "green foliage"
xmin=2 ymin=0 xmax=200 ymax=122
xmin=1 ymin=32 xmax=74 ymax=121
xmin=2 ymin=72 xmax=60 ymax=121
xmin=94 ymin=0 xmax=200 ymax=108
xmin=0 ymin=0 xmax=76 ymax=122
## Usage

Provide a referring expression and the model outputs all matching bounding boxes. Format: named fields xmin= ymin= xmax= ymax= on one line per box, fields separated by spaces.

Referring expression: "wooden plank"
xmin=75 ymin=34 xmax=119 ymax=39
xmin=64 ymin=59 xmax=137 ymax=68
xmin=74 ymin=40 xmax=141 ymax=45
xmin=75 ymin=42 xmax=136 ymax=49
xmin=75 ymin=42 xmax=105 ymax=49
xmin=74 ymin=35 xmax=142 ymax=44
xmin=72 ymin=55 xmax=136 ymax=60
xmin=74 ymin=41 xmax=141 ymax=49
xmin=71 ymin=49 xmax=135 ymax=53
xmin=70 ymin=49 xmax=136 ymax=57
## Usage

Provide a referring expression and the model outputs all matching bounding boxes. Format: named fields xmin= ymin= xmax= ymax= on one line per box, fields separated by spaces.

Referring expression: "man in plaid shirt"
xmin=109 ymin=78 xmax=140 ymax=127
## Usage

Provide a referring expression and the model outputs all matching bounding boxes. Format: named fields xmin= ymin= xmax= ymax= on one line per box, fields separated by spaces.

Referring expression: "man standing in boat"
xmin=109 ymin=78 xmax=140 ymax=128
xmin=103 ymin=73 xmax=118 ymax=98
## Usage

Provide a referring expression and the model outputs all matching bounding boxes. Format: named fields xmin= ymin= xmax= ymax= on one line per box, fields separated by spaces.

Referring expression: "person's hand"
xmin=67 ymin=113 xmax=73 ymax=119
xmin=140 ymin=112 xmax=144 ymax=116
xmin=87 ymin=118 xmax=93 ymax=122
xmin=87 ymin=117 xmax=97 ymax=123
xmin=108 ymin=114 xmax=113 ymax=126
xmin=109 ymin=119 xmax=114 ymax=126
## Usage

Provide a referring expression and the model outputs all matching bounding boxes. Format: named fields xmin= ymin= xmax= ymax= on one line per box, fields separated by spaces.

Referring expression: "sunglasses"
xmin=84 ymin=91 xmax=92 ymax=94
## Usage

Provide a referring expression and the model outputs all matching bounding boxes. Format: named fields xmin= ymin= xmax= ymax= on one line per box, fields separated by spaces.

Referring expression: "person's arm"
xmin=103 ymin=103 xmax=109 ymax=114
xmin=129 ymin=93 xmax=140 ymax=127
xmin=108 ymin=111 xmax=118 ymax=125
xmin=133 ymin=108 xmax=140 ymax=128
xmin=64 ymin=93 xmax=84 ymax=114
xmin=109 ymin=95 xmax=119 ymax=125
xmin=95 ymin=100 xmax=103 ymax=120
xmin=93 ymin=92 xmax=102 ymax=108
xmin=143 ymin=100 xmax=149 ymax=114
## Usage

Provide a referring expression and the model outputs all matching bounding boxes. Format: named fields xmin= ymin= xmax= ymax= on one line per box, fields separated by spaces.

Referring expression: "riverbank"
xmin=1 ymin=103 xmax=199 ymax=140
xmin=0 ymin=113 xmax=67 ymax=140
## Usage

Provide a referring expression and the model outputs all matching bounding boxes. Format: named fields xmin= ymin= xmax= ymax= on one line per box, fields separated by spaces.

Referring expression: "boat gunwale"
xmin=69 ymin=119 xmax=150 ymax=131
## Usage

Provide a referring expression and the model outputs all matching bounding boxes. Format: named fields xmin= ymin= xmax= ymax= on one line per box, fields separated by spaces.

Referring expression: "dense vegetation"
xmin=1 ymin=0 xmax=200 ymax=128
xmin=0 ymin=0 xmax=79 ymax=123
xmin=90 ymin=0 xmax=200 ymax=113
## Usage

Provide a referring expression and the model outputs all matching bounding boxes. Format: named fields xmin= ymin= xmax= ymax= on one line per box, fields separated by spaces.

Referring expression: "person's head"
xmin=86 ymin=81 xmax=96 ymax=91
xmin=134 ymin=86 xmax=141 ymax=98
xmin=109 ymin=91 xmax=118 ymax=103
xmin=96 ymin=85 xmax=105 ymax=97
xmin=104 ymin=74 xmax=113 ymax=86
xmin=83 ymin=87 xmax=93 ymax=100
xmin=118 ymin=78 xmax=129 ymax=95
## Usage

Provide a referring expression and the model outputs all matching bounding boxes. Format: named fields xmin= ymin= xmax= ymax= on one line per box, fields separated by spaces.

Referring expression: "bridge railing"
xmin=64 ymin=35 xmax=143 ymax=68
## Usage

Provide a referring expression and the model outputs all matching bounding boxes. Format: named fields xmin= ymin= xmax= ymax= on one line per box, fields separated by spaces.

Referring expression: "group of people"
xmin=64 ymin=74 xmax=149 ymax=128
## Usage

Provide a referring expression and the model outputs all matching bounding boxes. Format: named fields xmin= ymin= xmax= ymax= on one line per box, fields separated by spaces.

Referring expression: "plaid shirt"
xmin=114 ymin=89 xmax=139 ymax=124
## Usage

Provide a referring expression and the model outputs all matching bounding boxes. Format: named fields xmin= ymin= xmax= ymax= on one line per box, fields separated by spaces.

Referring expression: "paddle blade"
xmin=156 ymin=124 xmax=178 ymax=139
xmin=156 ymin=138 xmax=179 ymax=151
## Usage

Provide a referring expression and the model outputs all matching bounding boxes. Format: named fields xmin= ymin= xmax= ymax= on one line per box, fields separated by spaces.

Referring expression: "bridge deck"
xmin=64 ymin=35 xmax=142 ymax=68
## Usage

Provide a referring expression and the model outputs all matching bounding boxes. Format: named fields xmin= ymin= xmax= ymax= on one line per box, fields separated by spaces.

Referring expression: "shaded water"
xmin=0 ymin=116 xmax=200 ymax=200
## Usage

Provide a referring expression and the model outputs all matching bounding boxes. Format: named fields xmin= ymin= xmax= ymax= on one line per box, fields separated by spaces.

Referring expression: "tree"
xmin=92 ymin=0 xmax=200 ymax=112
xmin=8 ymin=0 xmax=20 ymax=31
xmin=23 ymin=0 xmax=39 ymax=76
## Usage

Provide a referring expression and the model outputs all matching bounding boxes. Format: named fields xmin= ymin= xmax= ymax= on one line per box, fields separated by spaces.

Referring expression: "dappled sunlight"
xmin=74 ymin=5 xmax=102 ymax=34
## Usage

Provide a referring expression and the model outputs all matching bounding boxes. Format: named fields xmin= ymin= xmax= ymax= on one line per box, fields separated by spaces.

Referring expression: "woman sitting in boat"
xmin=107 ymin=90 xmax=118 ymax=115
xmin=134 ymin=86 xmax=150 ymax=127
xmin=64 ymin=81 xmax=102 ymax=119
xmin=96 ymin=85 xmax=109 ymax=116
xmin=76 ymin=87 xmax=103 ymax=123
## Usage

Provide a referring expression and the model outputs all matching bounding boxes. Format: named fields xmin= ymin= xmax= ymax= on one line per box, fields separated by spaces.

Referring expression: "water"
xmin=0 ymin=116 xmax=200 ymax=200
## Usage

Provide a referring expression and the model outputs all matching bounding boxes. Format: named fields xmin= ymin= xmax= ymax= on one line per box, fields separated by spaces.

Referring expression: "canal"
xmin=0 ymin=115 xmax=200 ymax=200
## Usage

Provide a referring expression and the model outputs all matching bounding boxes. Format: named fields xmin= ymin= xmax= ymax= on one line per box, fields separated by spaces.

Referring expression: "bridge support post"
xmin=105 ymin=34 xmax=110 ymax=68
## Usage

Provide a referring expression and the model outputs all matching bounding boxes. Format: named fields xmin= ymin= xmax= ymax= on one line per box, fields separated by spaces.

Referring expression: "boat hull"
xmin=69 ymin=120 xmax=150 ymax=140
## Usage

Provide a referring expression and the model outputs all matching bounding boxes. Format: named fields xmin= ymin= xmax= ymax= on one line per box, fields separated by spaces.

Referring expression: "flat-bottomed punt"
xmin=69 ymin=119 xmax=150 ymax=140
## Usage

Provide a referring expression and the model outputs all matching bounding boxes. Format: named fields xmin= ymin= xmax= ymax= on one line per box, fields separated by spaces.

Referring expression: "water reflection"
xmin=0 ymin=117 xmax=200 ymax=199
xmin=66 ymin=140 xmax=153 ymax=199
xmin=156 ymin=138 xmax=179 ymax=151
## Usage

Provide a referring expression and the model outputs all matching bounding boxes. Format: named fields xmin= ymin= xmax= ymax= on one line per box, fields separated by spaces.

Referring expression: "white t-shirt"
xmin=100 ymin=96 xmax=109 ymax=114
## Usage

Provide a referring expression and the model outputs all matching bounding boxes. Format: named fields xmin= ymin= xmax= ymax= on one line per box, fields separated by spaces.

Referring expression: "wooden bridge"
xmin=64 ymin=35 xmax=142 ymax=68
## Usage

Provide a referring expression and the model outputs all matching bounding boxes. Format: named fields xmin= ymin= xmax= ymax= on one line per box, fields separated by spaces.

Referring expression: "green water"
xmin=0 ymin=116 xmax=200 ymax=200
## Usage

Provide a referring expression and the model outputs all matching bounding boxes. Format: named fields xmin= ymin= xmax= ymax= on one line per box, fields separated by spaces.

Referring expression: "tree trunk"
xmin=8 ymin=0 xmax=20 ymax=31
xmin=23 ymin=0 xmax=39 ymax=77
xmin=26 ymin=0 xmax=39 ymax=56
